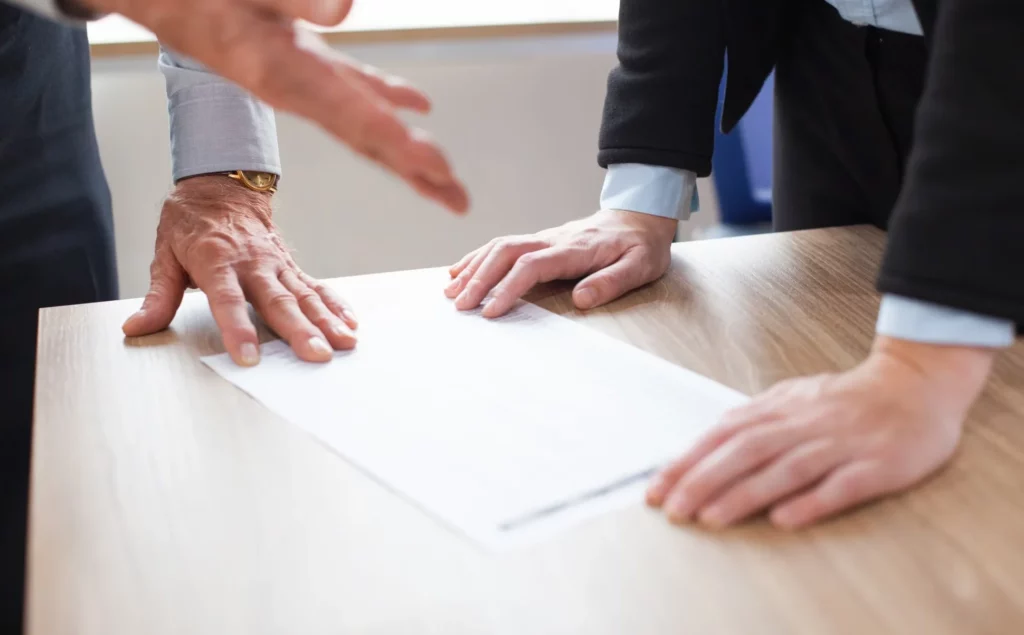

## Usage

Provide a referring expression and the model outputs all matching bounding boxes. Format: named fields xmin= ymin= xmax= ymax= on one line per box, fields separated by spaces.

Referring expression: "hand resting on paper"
xmin=646 ymin=337 xmax=994 ymax=529
xmin=123 ymin=176 xmax=358 ymax=366
xmin=445 ymin=210 xmax=678 ymax=316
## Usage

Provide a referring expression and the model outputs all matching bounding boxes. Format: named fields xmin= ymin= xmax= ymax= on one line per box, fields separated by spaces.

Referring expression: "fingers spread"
xmin=573 ymin=247 xmax=659 ymax=311
xmin=243 ymin=270 xmax=334 ymax=363
xmin=201 ymin=268 xmax=262 ymax=367
xmin=344 ymin=58 xmax=432 ymax=113
xmin=698 ymin=439 xmax=846 ymax=528
xmin=450 ymin=248 xmax=482 ymax=281
xmin=256 ymin=29 xmax=467 ymax=215
xmin=454 ymin=238 xmax=548 ymax=311
xmin=406 ymin=172 xmax=471 ymax=216
xmin=769 ymin=460 xmax=891 ymax=530
xmin=123 ymin=248 xmax=188 ymax=337
xmin=447 ymin=241 xmax=495 ymax=298
xmin=647 ymin=408 xmax=771 ymax=508
xmin=663 ymin=423 xmax=808 ymax=524
xmin=280 ymin=269 xmax=357 ymax=350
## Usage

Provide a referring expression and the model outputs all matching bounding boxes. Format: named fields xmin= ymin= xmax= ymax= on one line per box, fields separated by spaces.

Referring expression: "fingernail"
xmin=575 ymin=288 xmax=597 ymax=310
xmin=309 ymin=336 xmax=332 ymax=356
xmin=122 ymin=311 xmax=143 ymax=330
xmin=455 ymin=285 xmax=475 ymax=309
xmin=446 ymin=278 xmax=464 ymax=297
xmin=341 ymin=310 xmax=359 ymax=328
xmin=665 ymin=493 xmax=692 ymax=524
xmin=240 ymin=342 xmax=260 ymax=367
xmin=699 ymin=506 xmax=728 ymax=529
xmin=646 ymin=480 xmax=667 ymax=507
xmin=315 ymin=0 xmax=343 ymax=23
xmin=332 ymin=323 xmax=355 ymax=340
xmin=770 ymin=508 xmax=799 ymax=530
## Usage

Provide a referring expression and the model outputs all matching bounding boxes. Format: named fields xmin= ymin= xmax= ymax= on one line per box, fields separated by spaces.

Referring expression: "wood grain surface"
xmin=27 ymin=226 xmax=1024 ymax=634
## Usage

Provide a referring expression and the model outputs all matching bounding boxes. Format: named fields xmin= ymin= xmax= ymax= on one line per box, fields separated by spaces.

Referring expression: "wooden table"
xmin=28 ymin=227 xmax=1024 ymax=634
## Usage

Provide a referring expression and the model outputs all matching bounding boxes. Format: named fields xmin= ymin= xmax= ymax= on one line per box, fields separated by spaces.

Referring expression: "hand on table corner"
xmin=122 ymin=176 xmax=359 ymax=366
xmin=647 ymin=337 xmax=995 ymax=530
xmin=445 ymin=210 xmax=678 ymax=317
xmin=76 ymin=0 xmax=469 ymax=214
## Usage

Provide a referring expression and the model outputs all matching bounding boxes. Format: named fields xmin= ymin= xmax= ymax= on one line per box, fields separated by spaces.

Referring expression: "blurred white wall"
xmin=90 ymin=33 xmax=717 ymax=299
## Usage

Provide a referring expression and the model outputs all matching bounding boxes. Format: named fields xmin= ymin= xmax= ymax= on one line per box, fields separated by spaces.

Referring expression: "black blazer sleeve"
xmin=879 ymin=0 xmax=1024 ymax=328
xmin=597 ymin=0 xmax=726 ymax=176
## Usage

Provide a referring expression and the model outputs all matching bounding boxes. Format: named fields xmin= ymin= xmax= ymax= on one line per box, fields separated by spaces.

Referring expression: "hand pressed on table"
xmin=445 ymin=210 xmax=679 ymax=317
xmin=122 ymin=176 xmax=358 ymax=366
xmin=647 ymin=337 xmax=995 ymax=530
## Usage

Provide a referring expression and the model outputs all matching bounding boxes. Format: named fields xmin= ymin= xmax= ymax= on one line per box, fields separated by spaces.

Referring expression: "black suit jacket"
xmin=599 ymin=0 xmax=1024 ymax=328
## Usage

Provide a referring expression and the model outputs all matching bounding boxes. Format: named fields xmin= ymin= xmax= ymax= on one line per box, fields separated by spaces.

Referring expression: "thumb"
xmin=572 ymin=249 xmax=660 ymax=311
xmin=123 ymin=251 xmax=188 ymax=337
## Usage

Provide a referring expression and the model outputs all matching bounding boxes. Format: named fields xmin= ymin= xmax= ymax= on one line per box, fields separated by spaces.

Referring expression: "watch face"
xmin=245 ymin=172 xmax=274 ymax=189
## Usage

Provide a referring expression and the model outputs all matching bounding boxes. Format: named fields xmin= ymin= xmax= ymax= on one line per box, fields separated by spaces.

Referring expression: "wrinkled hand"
xmin=445 ymin=210 xmax=678 ymax=317
xmin=79 ymin=0 xmax=468 ymax=213
xmin=647 ymin=337 xmax=995 ymax=530
xmin=122 ymin=176 xmax=359 ymax=366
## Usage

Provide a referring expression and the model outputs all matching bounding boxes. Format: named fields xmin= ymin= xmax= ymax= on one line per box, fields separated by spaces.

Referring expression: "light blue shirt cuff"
xmin=159 ymin=47 xmax=281 ymax=182
xmin=600 ymin=164 xmax=699 ymax=221
xmin=876 ymin=295 xmax=1016 ymax=348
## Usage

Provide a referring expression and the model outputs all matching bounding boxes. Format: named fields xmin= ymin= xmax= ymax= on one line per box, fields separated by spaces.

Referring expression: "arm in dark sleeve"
xmin=879 ymin=0 xmax=1024 ymax=328
xmin=598 ymin=0 xmax=726 ymax=176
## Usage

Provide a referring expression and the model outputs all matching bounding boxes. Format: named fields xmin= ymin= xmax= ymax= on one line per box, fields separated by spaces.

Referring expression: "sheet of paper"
xmin=201 ymin=269 xmax=748 ymax=547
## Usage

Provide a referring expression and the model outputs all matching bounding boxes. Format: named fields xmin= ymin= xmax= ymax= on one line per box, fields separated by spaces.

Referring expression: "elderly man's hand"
xmin=77 ymin=0 xmax=469 ymax=214
xmin=122 ymin=176 xmax=358 ymax=366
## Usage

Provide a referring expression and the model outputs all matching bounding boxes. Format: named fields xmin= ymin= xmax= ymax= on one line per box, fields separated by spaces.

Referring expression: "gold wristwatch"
xmin=227 ymin=170 xmax=279 ymax=194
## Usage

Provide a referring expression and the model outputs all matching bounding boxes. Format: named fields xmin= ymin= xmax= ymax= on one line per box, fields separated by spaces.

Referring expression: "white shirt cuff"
xmin=600 ymin=164 xmax=699 ymax=221
xmin=876 ymin=294 xmax=1016 ymax=348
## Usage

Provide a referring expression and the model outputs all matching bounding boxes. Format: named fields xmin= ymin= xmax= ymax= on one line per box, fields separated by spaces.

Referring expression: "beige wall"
xmin=91 ymin=34 xmax=717 ymax=299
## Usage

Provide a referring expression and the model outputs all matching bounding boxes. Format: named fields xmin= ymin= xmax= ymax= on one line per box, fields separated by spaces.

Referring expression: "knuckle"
xmin=311 ymin=314 xmax=335 ymax=331
xmin=185 ymin=233 xmax=233 ymax=263
xmin=295 ymin=288 xmax=321 ymax=306
xmin=306 ymin=279 xmax=329 ymax=295
xmin=569 ymin=235 xmax=593 ymax=250
xmin=492 ymin=237 xmax=516 ymax=255
xmin=516 ymin=251 xmax=541 ymax=268
xmin=609 ymin=234 xmax=633 ymax=253
xmin=266 ymin=292 xmax=298 ymax=311
xmin=207 ymin=284 xmax=244 ymax=306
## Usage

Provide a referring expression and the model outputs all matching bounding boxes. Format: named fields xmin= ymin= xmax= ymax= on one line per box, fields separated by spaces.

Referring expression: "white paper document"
xmin=201 ymin=269 xmax=748 ymax=547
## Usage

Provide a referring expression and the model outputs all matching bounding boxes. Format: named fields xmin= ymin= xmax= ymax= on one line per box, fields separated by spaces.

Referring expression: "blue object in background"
xmin=711 ymin=71 xmax=775 ymax=228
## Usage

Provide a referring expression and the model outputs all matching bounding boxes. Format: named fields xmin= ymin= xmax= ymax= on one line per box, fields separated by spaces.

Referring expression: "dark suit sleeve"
xmin=879 ymin=0 xmax=1024 ymax=328
xmin=597 ymin=0 xmax=726 ymax=176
